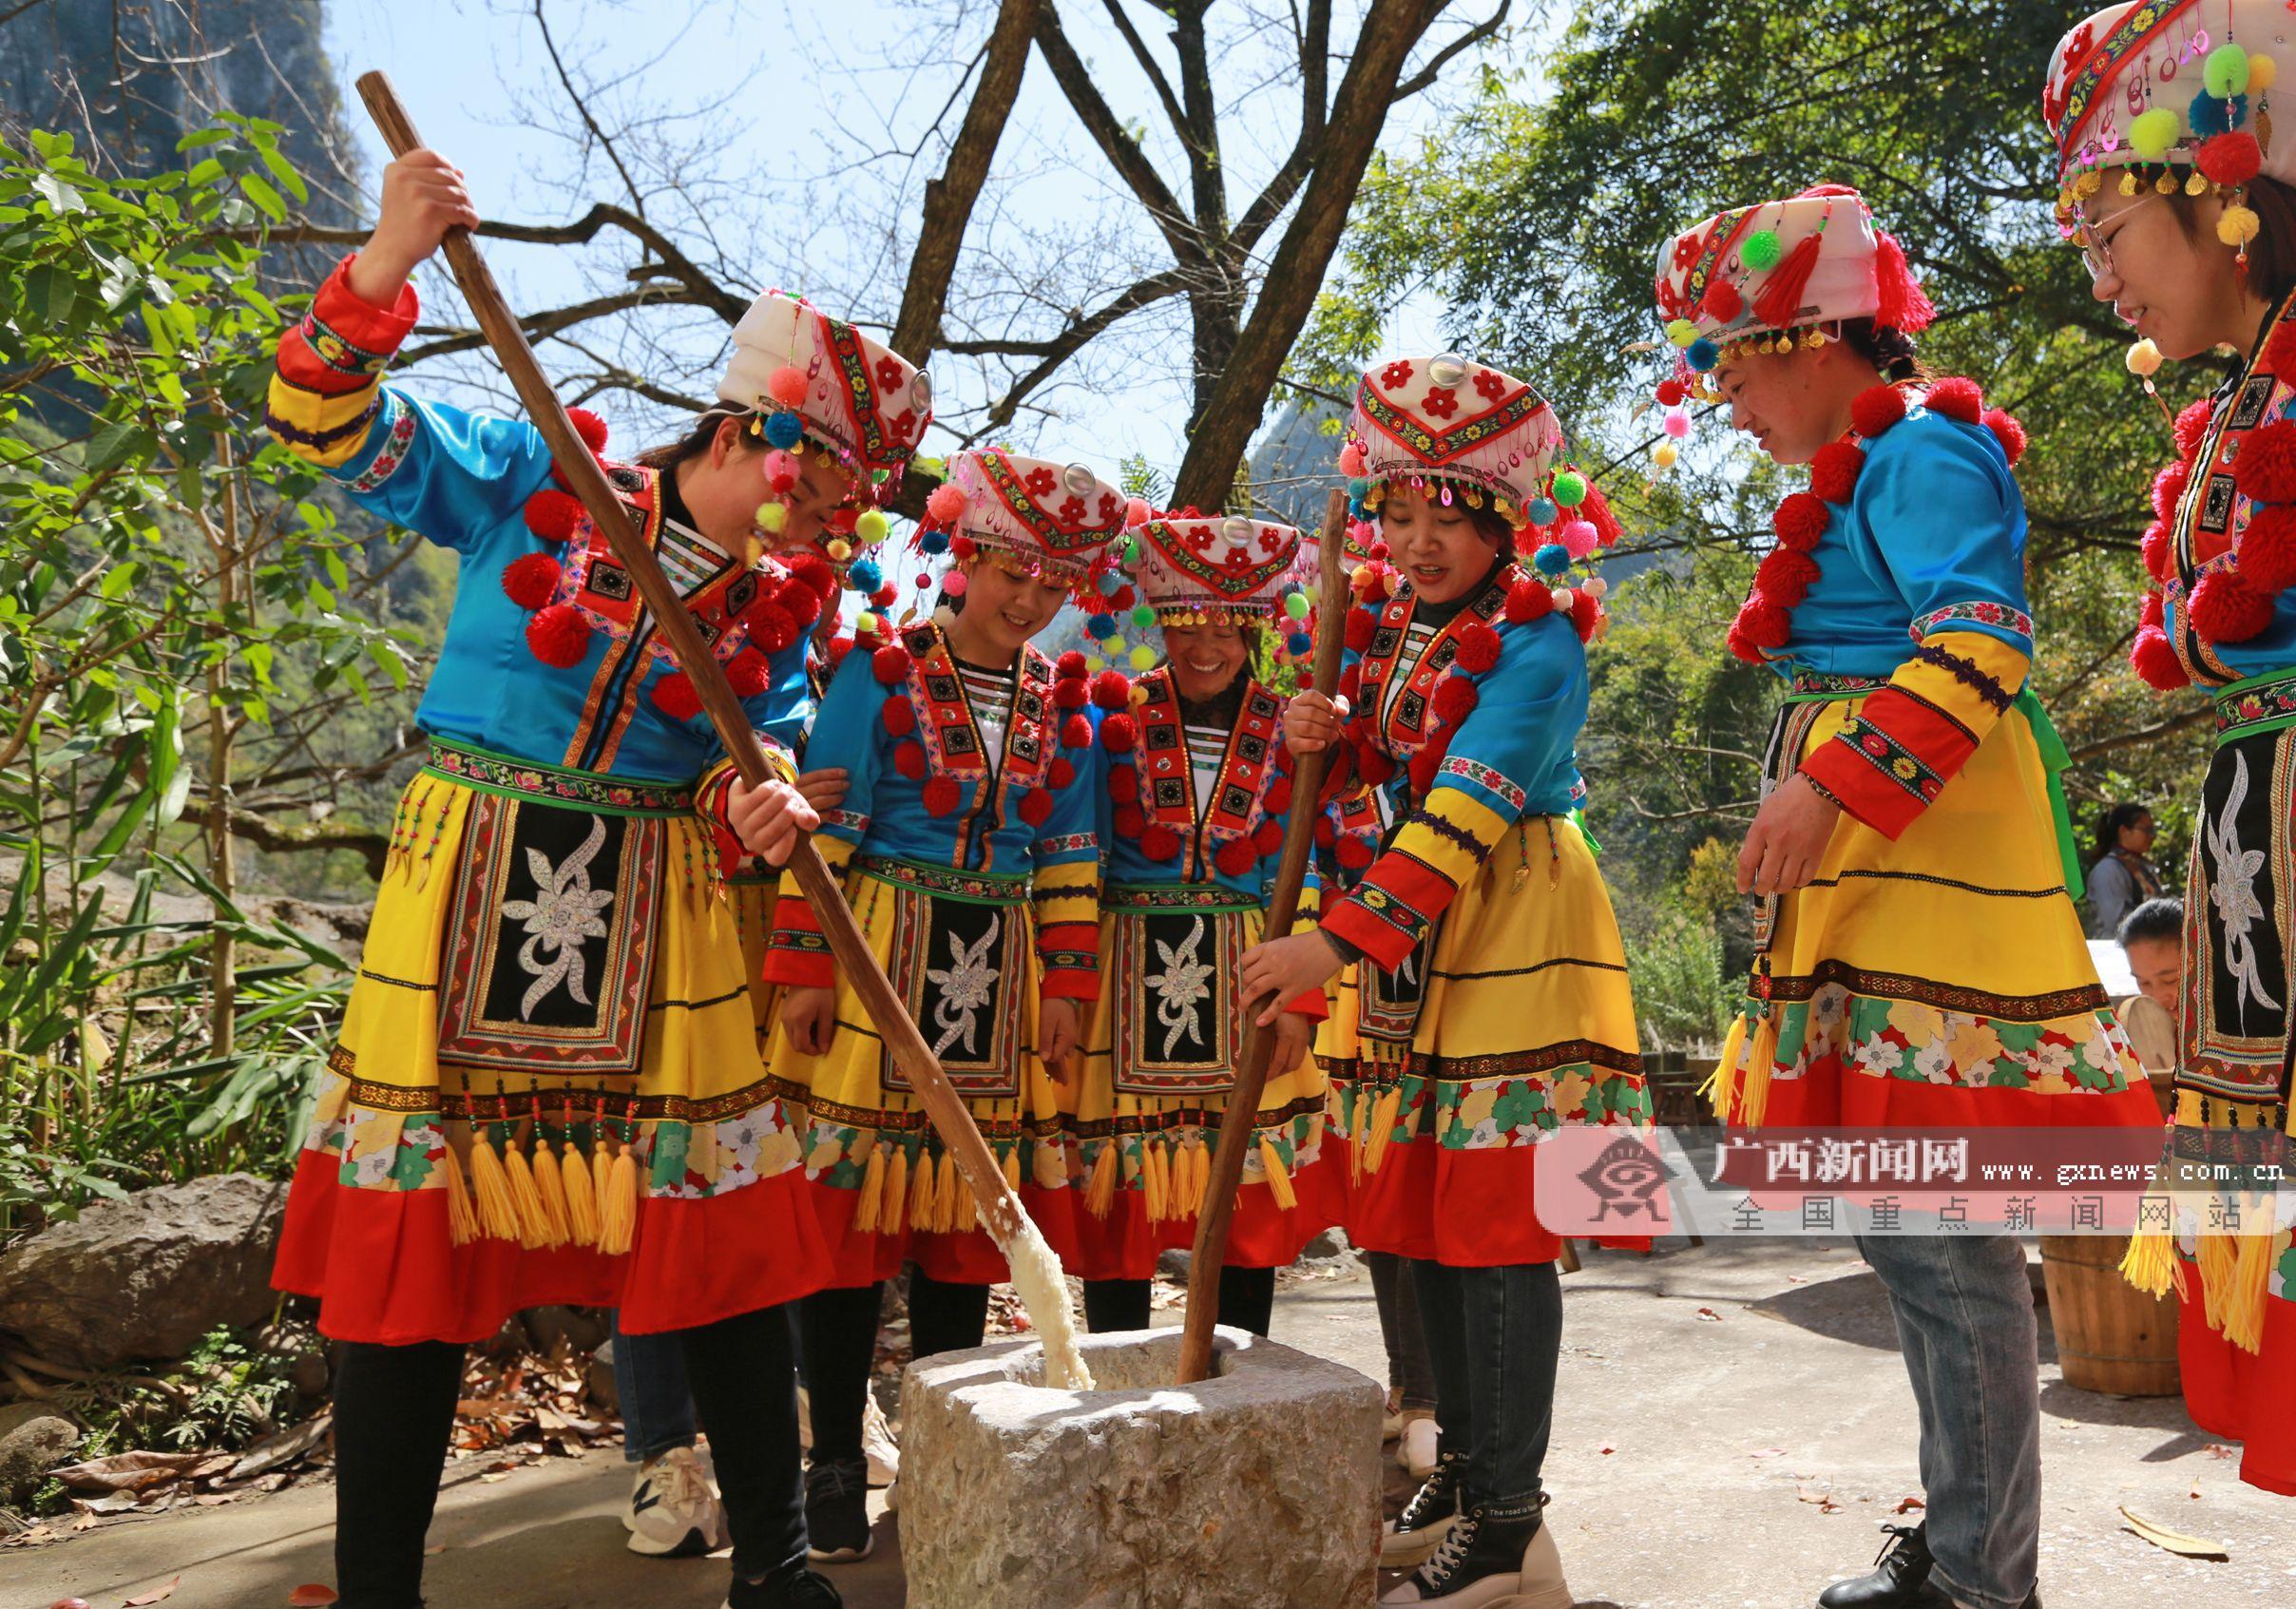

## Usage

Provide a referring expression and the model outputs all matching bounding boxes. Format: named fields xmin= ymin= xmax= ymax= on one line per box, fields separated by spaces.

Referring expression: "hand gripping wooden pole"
xmin=354 ymin=70 xmax=1037 ymax=1258
xmin=1174 ymin=487 xmax=1351 ymax=1386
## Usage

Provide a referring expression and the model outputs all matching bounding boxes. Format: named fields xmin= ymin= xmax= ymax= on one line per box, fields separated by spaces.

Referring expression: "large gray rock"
xmin=901 ymin=1328 xmax=1383 ymax=1608
xmin=0 ymin=1173 xmax=287 ymax=1369
xmin=0 ymin=1401 xmax=80 ymax=1507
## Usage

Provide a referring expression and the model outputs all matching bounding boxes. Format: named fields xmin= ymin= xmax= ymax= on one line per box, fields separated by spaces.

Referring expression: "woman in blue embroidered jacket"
xmin=756 ymin=448 xmax=1120 ymax=1562
xmin=261 ymin=150 xmax=925 ymax=1609
xmin=1063 ymin=510 xmax=1334 ymax=1337
xmin=1239 ymin=354 xmax=1646 ymax=1609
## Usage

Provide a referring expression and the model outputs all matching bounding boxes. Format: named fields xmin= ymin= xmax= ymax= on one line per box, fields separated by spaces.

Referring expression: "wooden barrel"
xmin=2038 ymin=1235 xmax=2179 ymax=1396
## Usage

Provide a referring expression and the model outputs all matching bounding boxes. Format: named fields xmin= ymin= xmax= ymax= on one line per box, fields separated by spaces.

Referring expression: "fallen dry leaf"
xmin=2205 ymin=1444 xmax=2237 ymax=1460
xmin=1796 ymin=1484 xmax=1842 ymax=1513
xmin=2118 ymin=1506 xmax=2230 ymax=1560
xmin=1892 ymin=1496 xmax=1926 ymax=1515
xmin=123 ymin=1575 xmax=180 ymax=1605
xmin=228 ymin=1415 xmax=332 ymax=1483
xmin=286 ymin=1585 xmax=338 ymax=1605
xmin=1596 ymin=1441 xmax=1617 ymax=1455
xmin=51 ymin=1451 xmax=203 ymax=1493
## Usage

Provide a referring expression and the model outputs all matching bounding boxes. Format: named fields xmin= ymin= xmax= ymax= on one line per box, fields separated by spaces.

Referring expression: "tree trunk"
xmin=891 ymin=0 xmax=1038 ymax=363
xmin=1171 ymin=0 xmax=1447 ymax=511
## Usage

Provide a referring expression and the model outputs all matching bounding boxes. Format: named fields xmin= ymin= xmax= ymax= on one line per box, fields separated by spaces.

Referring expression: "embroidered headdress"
xmin=910 ymin=448 xmax=1127 ymax=605
xmin=1126 ymin=512 xmax=1315 ymax=638
xmin=1338 ymin=352 xmax=1618 ymax=615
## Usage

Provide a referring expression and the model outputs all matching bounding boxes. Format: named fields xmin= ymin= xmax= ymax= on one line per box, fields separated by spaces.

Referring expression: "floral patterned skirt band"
xmin=854 ymin=853 xmax=1030 ymax=906
xmin=1101 ymin=882 xmax=1259 ymax=914
xmin=420 ymin=735 xmax=696 ymax=817
xmin=2212 ymin=667 xmax=2296 ymax=744
xmin=1785 ymin=668 xmax=1890 ymax=700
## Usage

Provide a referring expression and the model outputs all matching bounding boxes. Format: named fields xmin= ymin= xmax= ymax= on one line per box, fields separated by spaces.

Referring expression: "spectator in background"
xmin=2086 ymin=803 xmax=2165 ymax=939
xmin=2114 ymin=897 xmax=2183 ymax=1096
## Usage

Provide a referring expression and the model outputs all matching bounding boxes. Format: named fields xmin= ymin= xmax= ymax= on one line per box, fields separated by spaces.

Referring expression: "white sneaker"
xmin=860 ymin=1390 xmax=900 ymax=1487
xmin=1398 ymin=1412 xmax=1440 ymax=1479
xmin=625 ymin=1445 xmax=727 ymax=1558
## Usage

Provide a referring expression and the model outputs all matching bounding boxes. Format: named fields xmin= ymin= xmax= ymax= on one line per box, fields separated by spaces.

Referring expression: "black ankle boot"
xmin=1817 ymin=1522 xmax=1933 ymax=1608
xmin=1379 ymin=1504 xmax=1539 ymax=1605
xmin=1381 ymin=1448 xmax=1464 ymax=1565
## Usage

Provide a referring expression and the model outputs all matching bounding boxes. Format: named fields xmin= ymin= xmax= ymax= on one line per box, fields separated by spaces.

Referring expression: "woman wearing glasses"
xmin=2043 ymin=0 xmax=2296 ymax=1502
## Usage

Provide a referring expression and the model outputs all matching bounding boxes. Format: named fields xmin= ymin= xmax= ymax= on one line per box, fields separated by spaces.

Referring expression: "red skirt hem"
xmin=806 ymin=1178 xmax=1082 ymax=1290
xmin=2173 ymin=1254 xmax=2296 ymax=1497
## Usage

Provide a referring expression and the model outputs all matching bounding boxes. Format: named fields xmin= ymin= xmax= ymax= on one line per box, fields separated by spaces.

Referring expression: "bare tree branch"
xmin=1031 ymin=0 xmax=1207 ymax=267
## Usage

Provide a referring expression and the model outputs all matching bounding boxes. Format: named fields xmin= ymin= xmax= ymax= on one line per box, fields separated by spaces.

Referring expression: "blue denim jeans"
xmin=1410 ymin=1258 xmax=1561 ymax=1524
xmin=1856 ymin=1232 xmax=2040 ymax=1609
xmin=612 ymin=1309 xmax=698 ymax=1464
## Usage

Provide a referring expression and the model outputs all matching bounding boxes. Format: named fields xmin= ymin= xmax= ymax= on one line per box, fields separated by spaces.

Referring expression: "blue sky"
xmin=321 ymin=0 xmax=1485 ymax=481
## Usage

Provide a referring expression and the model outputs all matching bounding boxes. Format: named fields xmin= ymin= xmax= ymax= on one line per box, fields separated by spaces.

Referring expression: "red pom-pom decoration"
xmin=2174 ymin=397 xmax=2214 ymax=462
xmin=1019 ymin=787 xmax=1053 ymax=827
xmin=1265 ymin=776 xmax=1292 ymax=814
xmin=1108 ymin=765 xmax=1138 ymax=803
xmin=1052 ymin=677 xmax=1088 ymax=709
xmin=726 ymin=648 xmax=770 ymax=698
xmin=873 ymin=644 xmax=912 ymax=684
xmin=2152 ymin=460 xmax=2191 ymax=523
xmin=2131 ymin=625 xmax=2191 ymax=690
xmin=751 ymin=604 xmax=799 ymax=656
xmin=1215 ymin=838 xmax=1255 ymax=877
xmin=790 ymin=552 xmax=833 ymax=594
xmin=882 ymin=697 xmax=917 ymax=737
xmin=523 ymin=488 xmax=584 ymax=543
xmin=1727 ymin=623 xmax=1760 ymax=665
xmin=1061 ymin=714 xmax=1093 ymax=749
xmin=1739 ymin=599 xmax=1792 ymax=648
xmin=526 ymin=603 xmax=592 ymax=667
xmin=1772 ymin=491 xmax=1831 ymax=551
xmin=1981 ymin=407 xmax=2027 ymax=467
xmin=566 ymin=407 xmax=609 ymax=454
xmin=1656 ymin=379 xmax=1688 ymax=408
xmin=1356 ymin=743 xmax=1396 ymax=787
xmin=1454 ymin=623 xmax=1501 ymax=675
xmin=2239 ymin=419 xmax=2296 ymax=502
xmin=2265 ymin=322 xmax=2296 ymax=382
xmin=767 ymin=365 xmax=809 ymax=409
xmin=1849 ymin=385 xmax=1907 ymax=440
xmin=501 ymin=552 xmax=562 ymax=610
xmin=1314 ymin=814 xmax=1336 ymax=850
xmin=1048 ymin=756 xmax=1077 ymax=789
xmin=1571 ymin=589 xmax=1602 ymax=642
xmin=776 ymin=580 xmax=823 ymax=628
xmin=1756 ymin=548 xmax=1821 ymax=604
xmin=1335 ymin=834 xmax=1373 ymax=870
xmin=894 ymin=739 xmax=928 ymax=780
xmin=2238 ymin=503 xmax=2296 ymax=592
xmin=923 ymin=775 xmax=963 ymax=816
xmin=2141 ymin=519 xmax=2173 ymax=584
xmin=1700 ymin=280 xmax=1744 ymax=323
xmin=1809 ymin=442 xmax=1865 ymax=504
xmin=1432 ymin=677 xmax=1479 ymax=725
xmin=651 ymin=673 xmax=700 ymax=720
xmin=1140 ymin=824 xmax=1183 ymax=862
xmin=1505 ymin=578 xmax=1554 ymax=623
xmin=1252 ymin=819 xmax=1283 ymax=855
xmin=2140 ymin=590 xmax=2165 ymax=631
xmin=2191 ymin=567 xmax=2278 ymax=642
xmin=1100 ymin=713 xmax=1138 ymax=754
xmin=2198 ymin=130 xmax=2264 ymax=188
xmin=1091 ymin=670 xmax=1132 ymax=711
xmin=1924 ymin=375 xmax=1983 ymax=424
xmin=1113 ymin=804 xmax=1147 ymax=840
xmin=1345 ymin=608 xmax=1379 ymax=652
xmin=1055 ymin=650 xmax=1087 ymax=679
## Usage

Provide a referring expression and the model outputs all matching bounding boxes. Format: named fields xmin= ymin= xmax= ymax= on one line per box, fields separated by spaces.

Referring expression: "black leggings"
xmin=331 ymin=1307 xmax=805 ymax=1605
xmin=1081 ymin=1265 xmax=1275 ymax=1337
xmin=333 ymin=1339 xmax=465 ymax=1609
xmin=801 ymin=1269 xmax=989 ymax=1465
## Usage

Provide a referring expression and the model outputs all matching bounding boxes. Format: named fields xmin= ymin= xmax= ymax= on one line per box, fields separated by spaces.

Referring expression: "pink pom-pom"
xmin=766 ymin=366 xmax=809 ymax=408
xmin=943 ymin=571 xmax=969 ymax=597
xmin=1124 ymin=496 xmax=1152 ymax=527
xmin=1338 ymin=441 xmax=1368 ymax=476
xmin=1559 ymin=518 xmax=1599 ymax=559
xmin=926 ymin=483 xmax=966 ymax=525
xmin=1662 ymin=411 xmax=1691 ymax=439
xmin=763 ymin=450 xmax=799 ymax=493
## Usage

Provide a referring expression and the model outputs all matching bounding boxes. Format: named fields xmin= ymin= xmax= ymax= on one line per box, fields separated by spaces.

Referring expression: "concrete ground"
xmin=9 ymin=1238 xmax=2288 ymax=1609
